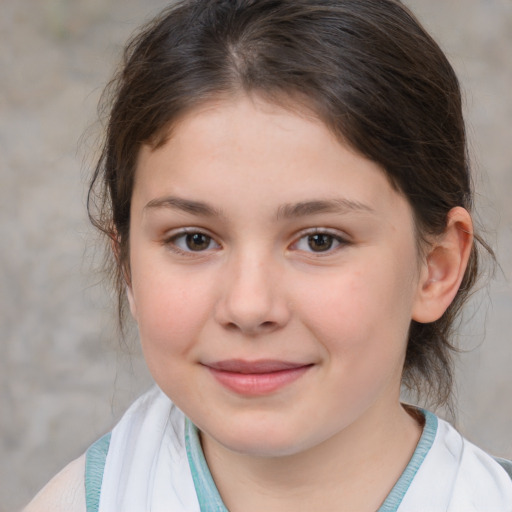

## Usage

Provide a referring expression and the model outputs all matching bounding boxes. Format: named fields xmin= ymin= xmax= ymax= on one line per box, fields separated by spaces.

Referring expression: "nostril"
xmin=223 ymin=320 xmax=277 ymax=334
xmin=260 ymin=321 xmax=278 ymax=331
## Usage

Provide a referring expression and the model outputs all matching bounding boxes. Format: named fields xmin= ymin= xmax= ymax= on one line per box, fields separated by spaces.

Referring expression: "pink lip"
xmin=204 ymin=359 xmax=313 ymax=396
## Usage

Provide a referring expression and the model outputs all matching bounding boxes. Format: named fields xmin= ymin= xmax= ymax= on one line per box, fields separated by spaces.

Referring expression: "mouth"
xmin=203 ymin=359 xmax=313 ymax=396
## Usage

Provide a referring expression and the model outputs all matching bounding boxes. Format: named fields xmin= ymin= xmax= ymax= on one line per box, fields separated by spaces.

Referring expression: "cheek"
xmin=131 ymin=268 xmax=213 ymax=357
xmin=132 ymin=275 xmax=216 ymax=399
xmin=294 ymin=258 xmax=415 ymax=356
xmin=296 ymin=270 xmax=412 ymax=414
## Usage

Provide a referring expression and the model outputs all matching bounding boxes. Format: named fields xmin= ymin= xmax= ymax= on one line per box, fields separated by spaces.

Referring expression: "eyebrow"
xmin=144 ymin=196 xmax=224 ymax=217
xmin=143 ymin=196 xmax=375 ymax=220
xmin=275 ymin=199 xmax=375 ymax=220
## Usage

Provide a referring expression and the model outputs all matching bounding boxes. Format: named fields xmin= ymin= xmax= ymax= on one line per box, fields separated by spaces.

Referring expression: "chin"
xmin=205 ymin=418 xmax=320 ymax=459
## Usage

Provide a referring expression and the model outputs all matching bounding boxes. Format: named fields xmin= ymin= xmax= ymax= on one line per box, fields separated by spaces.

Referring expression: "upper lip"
xmin=204 ymin=359 xmax=311 ymax=374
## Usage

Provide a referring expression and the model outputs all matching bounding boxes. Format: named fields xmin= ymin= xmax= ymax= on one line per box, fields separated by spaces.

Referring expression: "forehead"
xmin=134 ymin=95 xmax=411 ymax=224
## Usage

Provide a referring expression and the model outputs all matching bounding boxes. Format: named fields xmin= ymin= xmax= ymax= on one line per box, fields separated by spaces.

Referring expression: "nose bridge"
xmin=216 ymin=245 xmax=289 ymax=334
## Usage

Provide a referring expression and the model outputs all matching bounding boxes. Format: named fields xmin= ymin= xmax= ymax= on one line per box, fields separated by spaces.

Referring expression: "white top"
xmin=25 ymin=386 xmax=512 ymax=512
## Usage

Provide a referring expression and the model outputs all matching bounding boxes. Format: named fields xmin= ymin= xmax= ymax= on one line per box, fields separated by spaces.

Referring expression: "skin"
xmin=123 ymin=95 xmax=472 ymax=511
xmin=24 ymin=95 xmax=472 ymax=511
xmin=23 ymin=455 xmax=85 ymax=512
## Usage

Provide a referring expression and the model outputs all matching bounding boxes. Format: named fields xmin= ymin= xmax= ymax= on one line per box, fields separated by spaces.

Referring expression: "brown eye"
xmin=168 ymin=231 xmax=219 ymax=253
xmin=307 ymin=233 xmax=334 ymax=252
xmin=185 ymin=233 xmax=212 ymax=251
xmin=292 ymin=230 xmax=346 ymax=255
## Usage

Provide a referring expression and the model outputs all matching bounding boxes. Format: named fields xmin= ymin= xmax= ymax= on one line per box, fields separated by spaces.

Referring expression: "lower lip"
xmin=207 ymin=366 xmax=311 ymax=396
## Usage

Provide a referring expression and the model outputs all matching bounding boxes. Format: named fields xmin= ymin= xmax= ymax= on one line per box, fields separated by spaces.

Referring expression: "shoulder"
xmin=437 ymin=418 xmax=512 ymax=506
xmin=493 ymin=455 xmax=512 ymax=480
xmin=436 ymin=417 xmax=509 ymax=479
xmin=23 ymin=454 xmax=86 ymax=512
xmin=401 ymin=413 xmax=512 ymax=510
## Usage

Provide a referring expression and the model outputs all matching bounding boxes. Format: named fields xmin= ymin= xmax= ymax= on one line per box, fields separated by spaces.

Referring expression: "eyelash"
xmin=291 ymin=228 xmax=349 ymax=255
xmin=163 ymin=229 xmax=220 ymax=255
xmin=162 ymin=228 xmax=349 ymax=256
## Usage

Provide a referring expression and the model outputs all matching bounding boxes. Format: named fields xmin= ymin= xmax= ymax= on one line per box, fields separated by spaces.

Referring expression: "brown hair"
xmin=88 ymin=0 xmax=490 ymax=407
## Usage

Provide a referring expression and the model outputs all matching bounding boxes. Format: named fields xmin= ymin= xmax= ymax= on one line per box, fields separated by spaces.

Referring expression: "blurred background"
xmin=1 ymin=0 xmax=511 ymax=510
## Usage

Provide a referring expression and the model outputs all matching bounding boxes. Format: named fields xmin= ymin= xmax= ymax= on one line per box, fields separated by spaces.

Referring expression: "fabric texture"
xmin=184 ymin=417 xmax=228 ymax=512
xmin=85 ymin=433 xmax=111 ymax=512
xmin=378 ymin=410 xmax=437 ymax=511
xmin=494 ymin=456 xmax=512 ymax=481
xmin=85 ymin=386 xmax=512 ymax=512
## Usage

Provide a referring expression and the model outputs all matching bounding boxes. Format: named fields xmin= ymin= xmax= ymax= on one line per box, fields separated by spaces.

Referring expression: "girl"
xmin=25 ymin=0 xmax=512 ymax=510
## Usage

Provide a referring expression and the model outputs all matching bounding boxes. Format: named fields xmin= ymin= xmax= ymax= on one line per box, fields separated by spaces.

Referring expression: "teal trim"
xmin=493 ymin=456 xmax=512 ymax=481
xmin=184 ymin=411 xmax=437 ymax=512
xmin=85 ymin=432 xmax=111 ymax=512
xmin=185 ymin=418 xmax=229 ymax=512
xmin=377 ymin=410 xmax=438 ymax=512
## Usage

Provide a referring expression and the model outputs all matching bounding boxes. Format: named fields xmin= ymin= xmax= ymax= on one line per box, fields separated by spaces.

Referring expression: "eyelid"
xmin=163 ymin=227 xmax=221 ymax=255
xmin=289 ymin=227 xmax=351 ymax=254
xmin=292 ymin=226 xmax=350 ymax=241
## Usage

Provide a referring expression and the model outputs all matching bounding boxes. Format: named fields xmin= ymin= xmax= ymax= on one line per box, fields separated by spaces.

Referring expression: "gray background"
xmin=1 ymin=0 xmax=511 ymax=510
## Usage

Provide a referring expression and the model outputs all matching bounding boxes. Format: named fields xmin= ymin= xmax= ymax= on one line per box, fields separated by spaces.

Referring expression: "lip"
xmin=204 ymin=359 xmax=313 ymax=396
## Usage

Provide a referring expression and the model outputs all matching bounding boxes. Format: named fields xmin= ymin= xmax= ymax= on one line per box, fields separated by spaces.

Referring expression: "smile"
xmin=204 ymin=360 xmax=313 ymax=396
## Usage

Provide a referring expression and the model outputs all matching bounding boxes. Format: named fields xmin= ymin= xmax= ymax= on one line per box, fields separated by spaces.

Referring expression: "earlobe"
xmin=412 ymin=207 xmax=473 ymax=323
xmin=111 ymin=232 xmax=137 ymax=319
xmin=126 ymin=285 xmax=138 ymax=320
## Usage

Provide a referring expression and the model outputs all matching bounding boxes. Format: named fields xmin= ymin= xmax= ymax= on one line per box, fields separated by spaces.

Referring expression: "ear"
xmin=412 ymin=207 xmax=473 ymax=323
xmin=126 ymin=284 xmax=138 ymax=320
xmin=110 ymin=231 xmax=138 ymax=320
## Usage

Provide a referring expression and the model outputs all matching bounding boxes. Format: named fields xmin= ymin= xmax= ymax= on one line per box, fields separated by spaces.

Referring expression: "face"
xmin=128 ymin=96 xmax=427 ymax=457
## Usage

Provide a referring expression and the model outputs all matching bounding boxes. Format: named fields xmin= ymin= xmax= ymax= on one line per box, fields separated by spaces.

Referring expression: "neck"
xmin=201 ymin=400 xmax=422 ymax=512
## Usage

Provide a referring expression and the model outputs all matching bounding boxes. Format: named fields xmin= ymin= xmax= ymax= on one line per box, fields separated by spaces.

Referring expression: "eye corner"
xmin=163 ymin=228 xmax=221 ymax=256
xmin=289 ymin=228 xmax=351 ymax=256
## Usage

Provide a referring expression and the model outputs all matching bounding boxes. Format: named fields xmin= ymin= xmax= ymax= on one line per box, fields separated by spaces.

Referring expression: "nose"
xmin=214 ymin=251 xmax=291 ymax=336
